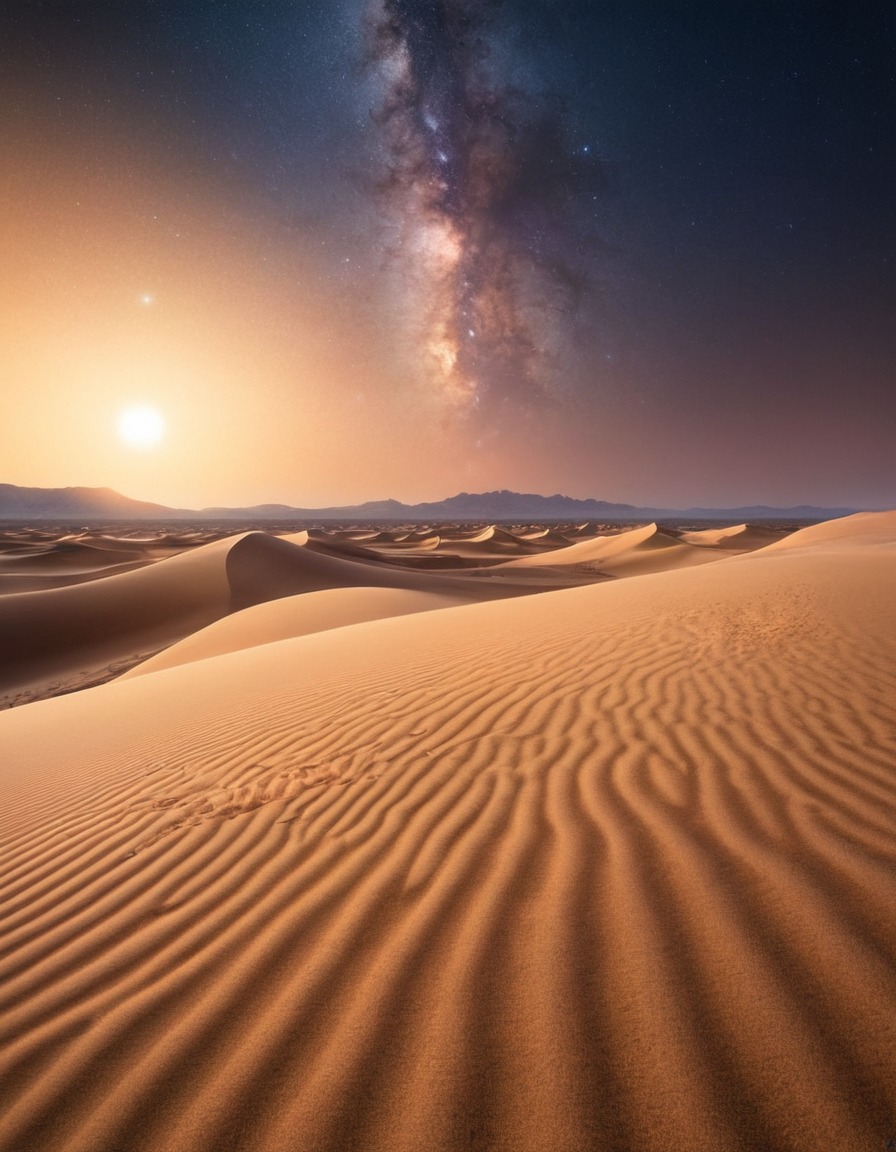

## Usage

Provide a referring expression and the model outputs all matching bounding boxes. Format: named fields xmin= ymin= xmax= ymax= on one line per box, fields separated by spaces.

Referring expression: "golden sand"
xmin=1 ymin=513 xmax=894 ymax=1150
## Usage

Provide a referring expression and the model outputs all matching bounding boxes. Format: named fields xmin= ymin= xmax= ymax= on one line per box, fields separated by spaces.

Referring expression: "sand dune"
xmin=0 ymin=539 xmax=147 ymax=570
xmin=0 ymin=562 xmax=156 ymax=595
xmin=679 ymin=523 xmax=788 ymax=549
xmin=222 ymin=531 xmax=553 ymax=608
xmin=0 ymin=516 xmax=852 ymax=706
xmin=421 ymin=525 xmax=554 ymax=563
xmin=756 ymin=508 xmax=896 ymax=551
xmin=0 ymin=531 xmax=222 ymax=595
xmin=0 ymin=535 xmax=236 ymax=701
xmin=374 ymin=535 xmax=443 ymax=552
xmin=125 ymin=587 xmax=468 ymax=677
xmin=494 ymin=521 xmax=728 ymax=576
xmin=0 ymin=528 xmax=573 ymax=707
xmin=440 ymin=525 xmax=536 ymax=551
xmin=0 ymin=511 xmax=894 ymax=1151
xmin=0 ymin=541 xmax=152 ymax=586
xmin=679 ymin=522 xmax=748 ymax=546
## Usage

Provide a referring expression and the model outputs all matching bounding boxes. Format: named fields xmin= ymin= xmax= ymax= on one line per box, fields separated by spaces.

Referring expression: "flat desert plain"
xmin=1 ymin=513 xmax=894 ymax=1151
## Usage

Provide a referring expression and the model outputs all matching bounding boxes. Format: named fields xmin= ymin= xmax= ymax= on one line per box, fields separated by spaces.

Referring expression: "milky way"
xmin=365 ymin=0 xmax=599 ymax=419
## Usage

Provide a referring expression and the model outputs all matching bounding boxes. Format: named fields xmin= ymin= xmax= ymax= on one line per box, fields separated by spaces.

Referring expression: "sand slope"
xmin=756 ymin=508 xmax=896 ymax=552
xmin=0 ymin=512 xmax=894 ymax=1150
xmin=495 ymin=521 xmax=727 ymax=576
xmin=125 ymin=587 xmax=468 ymax=677
xmin=0 ymin=535 xmax=236 ymax=699
xmin=0 ymin=530 xmax=554 ymax=706
xmin=678 ymin=523 xmax=786 ymax=549
xmin=1 ymin=518 xmax=795 ymax=709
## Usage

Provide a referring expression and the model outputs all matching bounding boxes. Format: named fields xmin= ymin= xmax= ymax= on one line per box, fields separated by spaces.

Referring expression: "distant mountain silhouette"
xmin=0 ymin=484 xmax=182 ymax=519
xmin=0 ymin=483 xmax=860 ymax=522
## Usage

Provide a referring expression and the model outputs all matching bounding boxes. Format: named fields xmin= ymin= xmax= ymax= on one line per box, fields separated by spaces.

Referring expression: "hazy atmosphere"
xmin=2 ymin=1 xmax=892 ymax=509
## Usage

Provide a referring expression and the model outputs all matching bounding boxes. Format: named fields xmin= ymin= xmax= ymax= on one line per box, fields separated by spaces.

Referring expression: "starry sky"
xmin=1 ymin=1 xmax=893 ymax=510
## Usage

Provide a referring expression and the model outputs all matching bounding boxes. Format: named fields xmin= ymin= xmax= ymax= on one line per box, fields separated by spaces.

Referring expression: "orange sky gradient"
xmin=2 ymin=28 xmax=892 ymax=513
xmin=1 ymin=94 xmax=628 ymax=509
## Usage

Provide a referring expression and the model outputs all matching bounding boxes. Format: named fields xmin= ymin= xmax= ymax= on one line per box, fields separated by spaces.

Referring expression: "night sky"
xmin=1 ymin=1 xmax=893 ymax=509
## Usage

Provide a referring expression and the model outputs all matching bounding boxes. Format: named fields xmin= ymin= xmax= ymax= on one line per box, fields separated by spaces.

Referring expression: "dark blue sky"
xmin=2 ymin=1 xmax=893 ymax=507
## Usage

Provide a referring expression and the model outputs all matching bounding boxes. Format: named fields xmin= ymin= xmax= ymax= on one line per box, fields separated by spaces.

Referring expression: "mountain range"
xmin=0 ymin=483 xmax=862 ymax=523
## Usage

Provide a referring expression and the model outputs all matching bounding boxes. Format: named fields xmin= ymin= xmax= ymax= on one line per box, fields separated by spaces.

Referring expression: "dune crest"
xmin=125 ymin=587 xmax=468 ymax=677
xmin=0 ymin=529 xmax=548 ymax=706
xmin=752 ymin=508 xmax=896 ymax=552
xmin=495 ymin=521 xmax=725 ymax=576
xmin=0 ymin=534 xmax=237 ymax=700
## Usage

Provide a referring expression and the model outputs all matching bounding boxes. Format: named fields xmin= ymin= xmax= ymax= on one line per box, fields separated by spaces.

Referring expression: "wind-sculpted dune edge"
xmin=3 ymin=516 xmax=786 ymax=709
xmin=0 ymin=512 xmax=894 ymax=1151
xmin=0 ymin=528 xmax=557 ymax=707
xmin=0 ymin=535 xmax=238 ymax=704
xmin=124 ymin=587 xmax=469 ymax=677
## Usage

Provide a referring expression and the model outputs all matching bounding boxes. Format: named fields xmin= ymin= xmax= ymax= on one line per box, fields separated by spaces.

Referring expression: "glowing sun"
xmin=118 ymin=405 xmax=165 ymax=449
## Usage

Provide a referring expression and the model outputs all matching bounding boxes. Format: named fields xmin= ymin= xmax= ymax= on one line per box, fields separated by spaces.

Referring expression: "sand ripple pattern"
xmin=1 ymin=538 xmax=895 ymax=1151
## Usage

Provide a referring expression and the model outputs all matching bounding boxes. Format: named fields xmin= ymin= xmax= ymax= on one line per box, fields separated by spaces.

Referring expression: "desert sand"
xmin=1 ymin=512 xmax=894 ymax=1150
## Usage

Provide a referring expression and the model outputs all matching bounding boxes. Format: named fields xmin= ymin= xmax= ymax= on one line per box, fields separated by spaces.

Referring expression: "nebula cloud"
xmin=365 ymin=0 xmax=598 ymax=418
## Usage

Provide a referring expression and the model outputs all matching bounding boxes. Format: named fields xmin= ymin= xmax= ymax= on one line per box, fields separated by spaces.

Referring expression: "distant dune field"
xmin=1 ymin=513 xmax=894 ymax=1151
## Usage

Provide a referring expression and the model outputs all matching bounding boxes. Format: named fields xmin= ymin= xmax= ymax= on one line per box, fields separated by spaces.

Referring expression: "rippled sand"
xmin=1 ymin=512 xmax=894 ymax=1150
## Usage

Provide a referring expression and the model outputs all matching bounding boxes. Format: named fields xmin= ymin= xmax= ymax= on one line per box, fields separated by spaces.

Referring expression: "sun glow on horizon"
xmin=118 ymin=405 xmax=166 ymax=450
